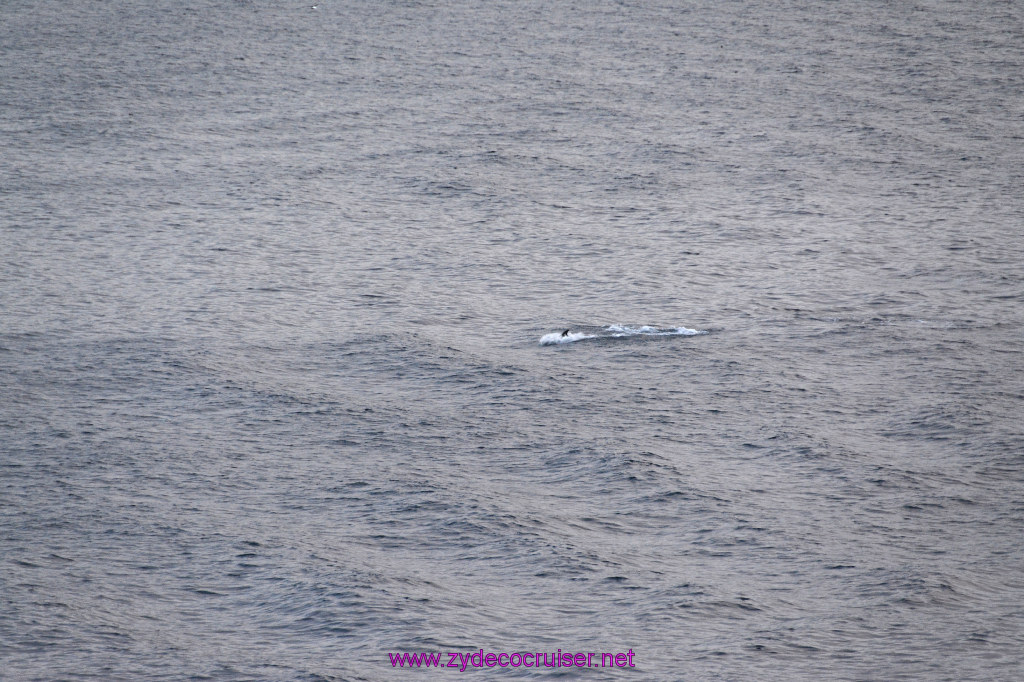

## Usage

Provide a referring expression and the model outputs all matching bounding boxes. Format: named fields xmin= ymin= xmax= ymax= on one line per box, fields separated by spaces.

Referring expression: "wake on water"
xmin=539 ymin=325 xmax=708 ymax=346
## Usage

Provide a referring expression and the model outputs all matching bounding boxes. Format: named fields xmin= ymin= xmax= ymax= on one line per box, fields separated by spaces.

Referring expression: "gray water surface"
xmin=2 ymin=1 xmax=1023 ymax=679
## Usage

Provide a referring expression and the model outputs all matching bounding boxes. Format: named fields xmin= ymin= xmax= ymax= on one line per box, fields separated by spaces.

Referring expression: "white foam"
xmin=539 ymin=331 xmax=591 ymax=345
xmin=607 ymin=324 xmax=708 ymax=337
xmin=540 ymin=325 xmax=707 ymax=345
xmin=672 ymin=326 xmax=708 ymax=336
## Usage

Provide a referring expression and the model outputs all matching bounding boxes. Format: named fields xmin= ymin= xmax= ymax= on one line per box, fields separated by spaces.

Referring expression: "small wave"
xmin=606 ymin=324 xmax=707 ymax=337
xmin=539 ymin=331 xmax=593 ymax=345
xmin=539 ymin=325 xmax=708 ymax=346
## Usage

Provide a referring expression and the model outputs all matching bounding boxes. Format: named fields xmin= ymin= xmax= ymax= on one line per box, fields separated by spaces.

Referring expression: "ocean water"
xmin=2 ymin=0 xmax=1023 ymax=679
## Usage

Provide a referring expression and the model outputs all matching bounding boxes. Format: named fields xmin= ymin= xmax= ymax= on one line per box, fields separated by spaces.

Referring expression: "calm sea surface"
xmin=2 ymin=1 xmax=1023 ymax=679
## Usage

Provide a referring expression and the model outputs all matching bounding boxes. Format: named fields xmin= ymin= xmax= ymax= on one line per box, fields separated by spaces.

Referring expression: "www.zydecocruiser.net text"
xmin=389 ymin=649 xmax=636 ymax=670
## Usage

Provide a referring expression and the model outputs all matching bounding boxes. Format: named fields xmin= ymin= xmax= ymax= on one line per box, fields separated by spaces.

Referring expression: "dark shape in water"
xmin=561 ymin=329 xmax=570 ymax=337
